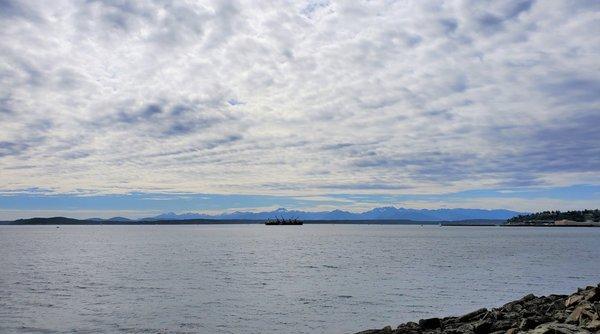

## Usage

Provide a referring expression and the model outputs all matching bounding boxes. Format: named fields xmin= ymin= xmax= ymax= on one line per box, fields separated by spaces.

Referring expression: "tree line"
xmin=507 ymin=209 xmax=600 ymax=223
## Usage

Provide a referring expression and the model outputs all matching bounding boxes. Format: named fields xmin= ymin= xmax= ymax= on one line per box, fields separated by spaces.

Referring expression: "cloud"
xmin=0 ymin=141 xmax=29 ymax=157
xmin=0 ymin=0 xmax=598 ymax=205
xmin=0 ymin=0 xmax=42 ymax=21
xmin=540 ymin=77 xmax=600 ymax=104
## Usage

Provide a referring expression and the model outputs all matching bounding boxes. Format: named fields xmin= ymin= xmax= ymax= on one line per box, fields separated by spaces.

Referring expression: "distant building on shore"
xmin=554 ymin=219 xmax=600 ymax=226
xmin=555 ymin=219 xmax=581 ymax=226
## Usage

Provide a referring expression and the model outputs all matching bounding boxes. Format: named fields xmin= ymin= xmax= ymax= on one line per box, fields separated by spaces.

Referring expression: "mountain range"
xmin=139 ymin=207 xmax=523 ymax=221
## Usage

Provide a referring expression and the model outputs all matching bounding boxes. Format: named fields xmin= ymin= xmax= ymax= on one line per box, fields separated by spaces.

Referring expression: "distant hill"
xmin=7 ymin=217 xmax=504 ymax=225
xmin=3 ymin=207 xmax=523 ymax=224
xmin=142 ymin=207 xmax=523 ymax=221
xmin=88 ymin=216 xmax=132 ymax=222
xmin=9 ymin=217 xmax=256 ymax=225
xmin=141 ymin=212 xmax=212 ymax=221
xmin=13 ymin=217 xmax=84 ymax=225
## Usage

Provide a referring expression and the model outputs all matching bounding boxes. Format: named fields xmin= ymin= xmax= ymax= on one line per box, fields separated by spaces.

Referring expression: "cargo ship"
xmin=264 ymin=217 xmax=303 ymax=225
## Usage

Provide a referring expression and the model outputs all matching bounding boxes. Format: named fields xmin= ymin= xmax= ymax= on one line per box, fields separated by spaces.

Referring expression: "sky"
xmin=0 ymin=0 xmax=599 ymax=219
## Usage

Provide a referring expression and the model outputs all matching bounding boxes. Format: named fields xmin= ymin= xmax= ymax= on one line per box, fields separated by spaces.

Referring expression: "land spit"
xmin=356 ymin=284 xmax=600 ymax=334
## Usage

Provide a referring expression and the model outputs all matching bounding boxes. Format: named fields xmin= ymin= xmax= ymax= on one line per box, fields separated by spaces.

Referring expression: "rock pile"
xmin=356 ymin=284 xmax=600 ymax=334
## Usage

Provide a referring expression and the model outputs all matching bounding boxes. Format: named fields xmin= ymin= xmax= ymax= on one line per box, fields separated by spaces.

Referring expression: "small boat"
xmin=264 ymin=217 xmax=303 ymax=225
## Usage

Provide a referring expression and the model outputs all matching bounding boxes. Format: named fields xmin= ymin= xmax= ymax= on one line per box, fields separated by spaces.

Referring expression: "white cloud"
xmin=0 ymin=0 xmax=599 ymax=196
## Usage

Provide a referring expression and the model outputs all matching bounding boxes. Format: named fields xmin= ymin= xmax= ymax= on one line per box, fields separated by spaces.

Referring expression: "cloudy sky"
xmin=1 ymin=0 xmax=599 ymax=219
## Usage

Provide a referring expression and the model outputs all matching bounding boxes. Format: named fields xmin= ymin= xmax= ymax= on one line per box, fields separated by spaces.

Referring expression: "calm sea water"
xmin=1 ymin=225 xmax=599 ymax=334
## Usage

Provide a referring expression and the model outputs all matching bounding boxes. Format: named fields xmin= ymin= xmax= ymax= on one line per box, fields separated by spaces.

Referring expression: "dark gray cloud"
xmin=505 ymin=0 xmax=535 ymax=19
xmin=90 ymin=98 xmax=239 ymax=141
xmin=462 ymin=0 xmax=536 ymax=35
xmin=61 ymin=150 xmax=92 ymax=160
xmin=0 ymin=141 xmax=29 ymax=157
xmin=0 ymin=95 xmax=13 ymax=115
xmin=540 ymin=77 xmax=600 ymax=104
xmin=439 ymin=18 xmax=458 ymax=34
xmin=0 ymin=0 xmax=41 ymax=21
xmin=317 ymin=183 xmax=411 ymax=191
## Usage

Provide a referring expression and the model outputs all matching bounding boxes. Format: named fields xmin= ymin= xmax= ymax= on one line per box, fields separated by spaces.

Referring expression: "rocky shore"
xmin=356 ymin=284 xmax=600 ymax=334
